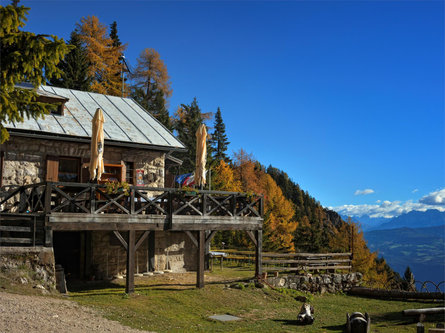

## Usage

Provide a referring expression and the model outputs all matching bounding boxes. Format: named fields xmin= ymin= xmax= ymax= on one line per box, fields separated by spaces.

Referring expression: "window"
xmin=124 ymin=161 xmax=134 ymax=184
xmin=58 ymin=157 xmax=80 ymax=182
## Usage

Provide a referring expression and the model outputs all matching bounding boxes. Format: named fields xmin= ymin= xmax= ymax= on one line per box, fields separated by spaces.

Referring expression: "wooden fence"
xmin=211 ymin=249 xmax=352 ymax=273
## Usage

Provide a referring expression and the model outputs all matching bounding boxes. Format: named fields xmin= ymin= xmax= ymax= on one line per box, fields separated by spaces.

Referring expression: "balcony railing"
xmin=0 ymin=182 xmax=264 ymax=218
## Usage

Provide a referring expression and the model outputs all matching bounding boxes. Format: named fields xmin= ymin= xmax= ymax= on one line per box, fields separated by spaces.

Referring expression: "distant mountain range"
xmin=338 ymin=209 xmax=445 ymax=285
xmin=364 ymin=225 xmax=445 ymax=285
xmin=342 ymin=209 xmax=445 ymax=231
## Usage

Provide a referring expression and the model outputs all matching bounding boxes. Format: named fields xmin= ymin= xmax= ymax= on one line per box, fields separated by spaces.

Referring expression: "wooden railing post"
xmin=130 ymin=187 xmax=135 ymax=214
xmin=231 ymin=194 xmax=237 ymax=216
xmin=90 ymin=185 xmax=96 ymax=213
xmin=202 ymin=193 xmax=207 ymax=216
xmin=44 ymin=183 xmax=52 ymax=214
xmin=255 ymin=230 xmax=263 ymax=277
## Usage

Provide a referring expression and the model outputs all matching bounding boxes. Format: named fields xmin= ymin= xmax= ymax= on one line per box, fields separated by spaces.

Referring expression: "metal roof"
xmin=6 ymin=85 xmax=185 ymax=151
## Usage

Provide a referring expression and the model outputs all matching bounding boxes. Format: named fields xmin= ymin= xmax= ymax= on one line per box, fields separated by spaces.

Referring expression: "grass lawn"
xmin=67 ymin=266 xmax=445 ymax=333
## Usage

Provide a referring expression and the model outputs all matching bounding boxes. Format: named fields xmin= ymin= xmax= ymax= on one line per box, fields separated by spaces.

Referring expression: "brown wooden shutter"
xmin=46 ymin=156 xmax=59 ymax=181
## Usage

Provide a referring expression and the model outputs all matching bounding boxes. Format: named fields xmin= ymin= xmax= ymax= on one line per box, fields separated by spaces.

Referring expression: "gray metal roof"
xmin=6 ymin=85 xmax=185 ymax=151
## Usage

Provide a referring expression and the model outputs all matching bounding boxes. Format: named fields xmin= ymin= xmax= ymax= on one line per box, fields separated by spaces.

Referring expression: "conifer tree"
xmin=131 ymin=83 xmax=172 ymax=131
xmin=109 ymin=21 xmax=121 ymax=47
xmin=173 ymin=98 xmax=212 ymax=172
xmin=77 ymin=16 xmax=125 ymax=96
xmin=131 ymin=48 xmax=172 ymax=105
xmin=0 ymin=4 xmax=70 ymax=143
xmin=211 ymin=107 xmax=230 ymax=162
xmin=49 ymin=30 xmax=92 ymax=91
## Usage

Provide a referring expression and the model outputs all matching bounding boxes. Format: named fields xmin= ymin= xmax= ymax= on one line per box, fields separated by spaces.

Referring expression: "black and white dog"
xmin=297 ymin=303 xmax=315 ymax=324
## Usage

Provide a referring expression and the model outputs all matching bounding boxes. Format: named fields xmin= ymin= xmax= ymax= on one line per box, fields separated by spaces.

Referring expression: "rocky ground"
xmin=0 ymin=292 xmax=152 ymax=333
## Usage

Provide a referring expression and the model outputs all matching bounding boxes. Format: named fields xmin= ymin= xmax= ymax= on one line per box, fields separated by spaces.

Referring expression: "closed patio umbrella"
xmin=89 ymin=108 xmax=105 ymax=181
xmin=195 ymin=124 xmax=207 ymax=188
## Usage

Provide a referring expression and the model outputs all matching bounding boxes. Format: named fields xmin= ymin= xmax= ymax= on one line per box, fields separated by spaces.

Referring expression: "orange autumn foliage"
xmin=232 ymin=150 xmax=298 ymax=251
xmin=77 ymin=16 xmax=126 ymax=96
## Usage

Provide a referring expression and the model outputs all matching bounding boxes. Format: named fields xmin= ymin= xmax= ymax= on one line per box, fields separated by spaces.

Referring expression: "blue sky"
xmin=13 ymin=0 xmax=444 ymax=217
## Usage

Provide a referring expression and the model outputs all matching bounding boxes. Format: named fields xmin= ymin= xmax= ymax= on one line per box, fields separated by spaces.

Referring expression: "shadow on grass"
xmin=273 ymin=319 xmax=320 ymax=327
xmin=321 ymin=324 xmax=345 ymax=331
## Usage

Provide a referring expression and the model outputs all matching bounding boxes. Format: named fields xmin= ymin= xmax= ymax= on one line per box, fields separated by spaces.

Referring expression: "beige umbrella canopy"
xmin=195 ymin=124 xmax=207 ymax=188
xmin=89 ymin=108 xmax=105 ymax=181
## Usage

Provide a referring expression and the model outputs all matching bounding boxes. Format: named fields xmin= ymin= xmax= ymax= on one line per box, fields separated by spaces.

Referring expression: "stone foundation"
xmin=266 ymin=272 xmax=363 ymax=294
xmin=0 ymin=247 xmax=56 ymax=291
xmin=89 ymin=231 xmax=196 ymax=279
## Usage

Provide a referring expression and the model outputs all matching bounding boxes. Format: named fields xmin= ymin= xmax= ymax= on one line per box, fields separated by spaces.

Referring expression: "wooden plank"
xmin=263 ymin=266 xmax=352 ymax=272
xmin=246 ymin=230 xmax=257 ymax=247
xmin=112 ymin=231 xmax=128 ymax=250
xmin=135 ymin=231 xmax=150 ymax=251
xmin=262 ymin=259 xmax=351 ymax=265
xmin=255 ymin=230 xmax=262 ymax=277
xmin=126 ymin=230 xmax=135 ymax=294
xmin=197 ymin=230 xmax=205 ymax=288
xmin=261 ymin=252 xmax=352 ymax=258
xmin=49 ymin=222 xmax=166 ymax=231
xmin=403 ymin=308 xmax=445 ymax=316
xmin=185 ymin=231 xmax=198 ymax=247
xmin=148 ymin=231 xmax=155 ymax=272
xmin=0 ymin=237 xmax=32 ymax=244
xmin=0 ymin=226 xmax=32 ymax=232
xmin=205 ymin=230 xmax=217 ymax=248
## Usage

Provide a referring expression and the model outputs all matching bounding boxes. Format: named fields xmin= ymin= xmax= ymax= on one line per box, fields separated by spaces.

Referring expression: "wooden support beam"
xmin=185 ymin=230 xmax=198 ymax=247
xmin=255 ymin=230 xmax=262 ymax=278
xmin=148 ymin=231 xmax=155 ymax=272
xmin=197 ymin=230 xmax=205 ymax=288
xmin=135 ymin=231 xmax=150 ymax=251
xmin=113 ymin=231 xmax=128 ymax=250
xmin=126 ymin=230 xmax=135 ymax=294
xmin=246 ymin=230 xmax=257 ymax=247
xmin=205 ymin=230 xmax=217 ymax=248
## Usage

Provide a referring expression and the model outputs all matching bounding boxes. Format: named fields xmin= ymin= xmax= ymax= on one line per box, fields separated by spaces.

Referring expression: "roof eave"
xmin=6 ymin=129 xmax=187 ymax=153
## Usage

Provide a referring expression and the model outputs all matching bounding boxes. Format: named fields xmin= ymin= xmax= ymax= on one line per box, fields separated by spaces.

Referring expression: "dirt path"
xmin=0 ymin=292 xmax=152 ymax=333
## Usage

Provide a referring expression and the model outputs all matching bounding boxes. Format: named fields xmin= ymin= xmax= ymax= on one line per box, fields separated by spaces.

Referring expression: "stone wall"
xmin=266 ymin=272 xmax=363 ymax=294
xmin=0 ymin=247 xmax=56 ymax=292
xmin=1 ymin=136 xmax=165 ymax=187
xmin=89 ymin=231 xmax=197 ymax=279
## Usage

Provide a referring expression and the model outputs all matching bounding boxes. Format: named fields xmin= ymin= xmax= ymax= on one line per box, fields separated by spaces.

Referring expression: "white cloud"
xmin=331 ymin=188 xmax=445 ymax=219
xmin=354 ymin=189 xmax=375 ymax=196
xmin=419 ymin=189 xmax=445 ymax=206
xmin=412 ymin=189 xmax=419 ymax=193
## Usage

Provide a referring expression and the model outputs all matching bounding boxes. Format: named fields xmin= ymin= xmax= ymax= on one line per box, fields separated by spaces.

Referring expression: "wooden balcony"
xmin=0 ymin=182 xmax=263 ymax=232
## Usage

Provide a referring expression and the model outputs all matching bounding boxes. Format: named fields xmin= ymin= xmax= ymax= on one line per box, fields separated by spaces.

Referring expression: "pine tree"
xmin=211 ymin=107 xmax=230 ymax=163
xmin=0 ymin=4 xmax=70 ymax=143
xmin=49 ymin=30 xmax=92 ymax=91
xmin=131 ymin=83 xmax=172 ymax=131
xmin=109 ymin=21 xmax=121 ymax=47
xmin=77 ymin=16 xmax=125 ymax=96
xmin=173 ymin=98 xmax=212 ymax=172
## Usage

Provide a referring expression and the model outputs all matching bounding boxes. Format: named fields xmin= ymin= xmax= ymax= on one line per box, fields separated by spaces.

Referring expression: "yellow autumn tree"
xmin=131 ymin=48 xmax=172 ymax=105
xmin=330 ymin=218 xmax=389 ymax=287
xmin=210 ymin=160 xmax=242 ymax=248
xmin=212 ymin=160 xmax=241 ymax=192
xmin=77 ymin=16 xmax=126 ymax=96
xmin=261 ymin=173 xmax=297 ymax=251
xmin=232 ymin=150 xmax=298 ymax=251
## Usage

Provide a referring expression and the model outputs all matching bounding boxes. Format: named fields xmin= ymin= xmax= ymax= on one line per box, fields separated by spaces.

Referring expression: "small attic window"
xmin=36 ymin=95 xmax=67 ymax=116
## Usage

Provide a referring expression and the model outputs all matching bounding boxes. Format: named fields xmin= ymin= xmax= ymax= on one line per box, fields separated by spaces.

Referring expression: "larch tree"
xmin=130 ymin=48 xmax=172 ymax=120
xmin=49 ymin=30 xmax=92 ymax=91
xmin=77 ymin=16 xmax=125 ymax=96
xmin=0 ymin=4 xmax=70 ymax=143
xmin=211 ymin=107 xmax=230 ymax=163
